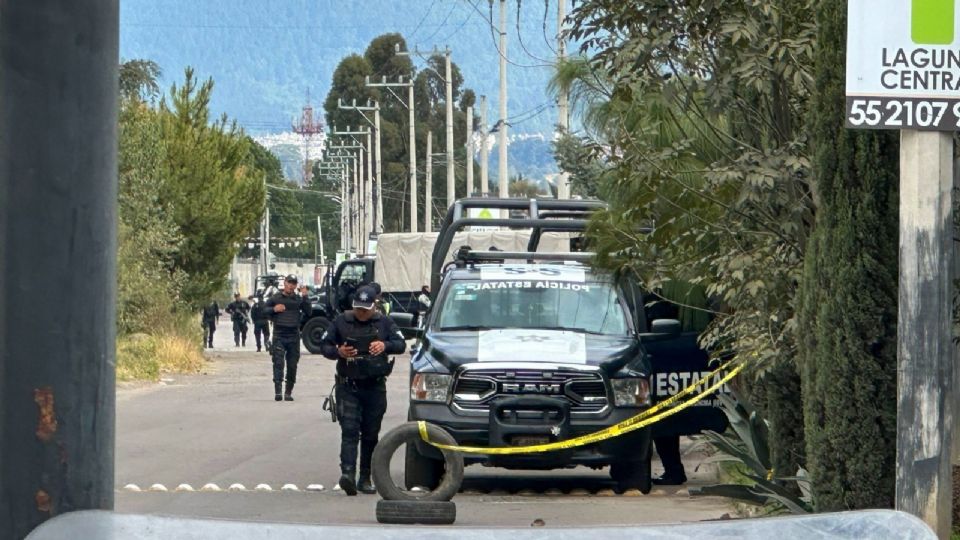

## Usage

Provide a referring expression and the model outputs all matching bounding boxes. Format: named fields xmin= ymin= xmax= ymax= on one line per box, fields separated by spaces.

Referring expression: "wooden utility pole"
xmin=896 ymin=130 xmax=955 ymax=536
xmin=845 ymin=4 xmax=960 ymax=532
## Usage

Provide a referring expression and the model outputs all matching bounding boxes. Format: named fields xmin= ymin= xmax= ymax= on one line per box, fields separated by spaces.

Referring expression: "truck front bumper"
xmin=410 ymin=398 xmax=652 ymax=469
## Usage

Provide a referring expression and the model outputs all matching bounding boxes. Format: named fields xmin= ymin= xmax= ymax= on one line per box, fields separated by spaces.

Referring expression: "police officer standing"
xmin=201 ymin=300 xmax=220 ymax=349
xmin=250 ymin=296 xmax=271 ymax=353
xmin=265 ymin=275 xmax=312 ymax=401
xmin=321 ymin=285 xmax=406 ymax=496
xmin=226 ymin=293 xmax=251 ymax=347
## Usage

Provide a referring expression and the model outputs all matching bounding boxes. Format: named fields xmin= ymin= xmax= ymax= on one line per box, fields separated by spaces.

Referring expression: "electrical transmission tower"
xmin=292 ymin=90 xmax=325 ymax=186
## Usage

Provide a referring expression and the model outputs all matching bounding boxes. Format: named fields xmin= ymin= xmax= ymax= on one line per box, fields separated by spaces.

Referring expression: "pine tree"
xmin=796 ymin=0 xmax=899 ymax=510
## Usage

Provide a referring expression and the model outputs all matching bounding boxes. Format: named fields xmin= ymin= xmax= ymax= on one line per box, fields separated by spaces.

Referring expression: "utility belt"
xmin=335 ymin=374 xmax=387 ymax=388
xmin=337 ymin=354 xmax=394 ymax=379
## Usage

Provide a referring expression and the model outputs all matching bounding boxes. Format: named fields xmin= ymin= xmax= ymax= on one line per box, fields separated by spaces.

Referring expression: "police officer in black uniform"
xmin=201 ymin=300 xmax=220 ymax=348
xmin=226 ymin=293 xmax=251 ymax=347
xmin=250 ymin=296 xmax=271 ymax=353
xmin=320 ymin=285 xmax=406 ymax=496
xmin=265 ymin=275 xmax=312 ymax=401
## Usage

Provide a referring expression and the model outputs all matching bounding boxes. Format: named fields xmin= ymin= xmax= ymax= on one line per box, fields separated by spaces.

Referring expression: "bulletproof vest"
xmin=202 ymin=304 xmax=218 ymax=320
xmin=335 ymin=312 xmax=394 ymax=380
xmin=271 ymin=292 xmax=305 ymax=330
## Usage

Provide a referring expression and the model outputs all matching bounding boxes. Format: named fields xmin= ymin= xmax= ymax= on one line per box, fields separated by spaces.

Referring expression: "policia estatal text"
xmin=265 ymin=275 xmax=312 ymax=401
xmin=321 ymin=285 xmax=406 ymax=496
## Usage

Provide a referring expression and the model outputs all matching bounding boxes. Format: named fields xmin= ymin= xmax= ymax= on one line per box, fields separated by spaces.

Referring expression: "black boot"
xmin=652 ymin=465 xmax=687 ymax=486
xmin=339 ymin=469 xmax=358 ymax=496
xmin=274 ymin=382 xmax=282 ymax=402
xmin=357 ymin=471 xmax=376 ymax=494
xmin=284 ymin=382 xmax=295 ymax=401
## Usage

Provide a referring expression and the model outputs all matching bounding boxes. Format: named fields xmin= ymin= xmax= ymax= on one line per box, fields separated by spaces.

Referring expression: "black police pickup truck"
xmin=404 ymin=198 xmax=729 ymax=494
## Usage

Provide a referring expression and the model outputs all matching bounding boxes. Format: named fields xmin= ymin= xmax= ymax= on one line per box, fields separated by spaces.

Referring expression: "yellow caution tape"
xmin=419 ymin=362 xmax=744 ymax=455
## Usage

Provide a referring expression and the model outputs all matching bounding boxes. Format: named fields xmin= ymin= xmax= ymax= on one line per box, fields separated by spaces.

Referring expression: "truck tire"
xmin=375 ymin=500 xmax=456 ymax=525
xmin=372 ymin=422 xmax=464 ymax=502
xmin=301 ymin=316 xmax=330 ymax=354
xmin=405 ymin=443 xmax=443 ymax=490
xmin=610 ymin=457 xmax=652 ymax=494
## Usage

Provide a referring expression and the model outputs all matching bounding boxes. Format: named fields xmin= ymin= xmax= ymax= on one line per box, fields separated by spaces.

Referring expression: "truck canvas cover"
xmin=374 ymin=231 xmax=570 ymax=292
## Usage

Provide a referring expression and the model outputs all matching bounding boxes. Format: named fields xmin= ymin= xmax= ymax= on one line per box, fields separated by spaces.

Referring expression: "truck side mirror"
xmin=389 ymin=312 xmax=421 ymax=340
xmin=650 ymin=319 xmax=681 ymax=335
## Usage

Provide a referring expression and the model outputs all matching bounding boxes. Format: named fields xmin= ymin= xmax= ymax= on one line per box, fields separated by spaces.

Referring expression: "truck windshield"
xmin=437 ymin=279 xmax=629 ymax=335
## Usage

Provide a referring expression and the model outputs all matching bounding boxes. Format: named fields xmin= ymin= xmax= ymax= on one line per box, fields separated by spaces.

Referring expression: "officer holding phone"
xmin=320 ymin=285 xmax=406 ymax=496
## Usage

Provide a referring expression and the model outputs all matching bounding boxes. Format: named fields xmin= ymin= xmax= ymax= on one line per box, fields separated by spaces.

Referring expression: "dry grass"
xmin=117 ymin=331 xmax=205 ymax=382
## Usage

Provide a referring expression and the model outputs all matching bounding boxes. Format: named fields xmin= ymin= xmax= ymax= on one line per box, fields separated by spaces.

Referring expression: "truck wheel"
xmin=301 ymin=317 xmax=330 ymax=354
xmin=610 ymin=458 xmax=652 ymax=494
xmin=376 ymin=500 xmax=456 ymax=525
xmin=372 ymin=422 xmax=464 ymax=502
xmin=405 ymin=443 xmax=443 ymax=490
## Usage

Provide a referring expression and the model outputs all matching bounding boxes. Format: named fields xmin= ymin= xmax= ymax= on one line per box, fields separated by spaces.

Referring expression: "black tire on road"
xmin=375 ymin=500 xmax=456 ymax=525
xmin=610 ymin=457 xmax=652 ymax=494
xmin=372 ymin=422 xmax=464 ymax=502
xmin=301 ymin=316 xmax=330 ymax=354
xmin=405 ymin=442 xmax=444 ymax=490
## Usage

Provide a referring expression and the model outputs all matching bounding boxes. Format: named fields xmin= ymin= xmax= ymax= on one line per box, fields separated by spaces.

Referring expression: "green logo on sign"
xmin=478 ymin=209 xmax=493 ymax=219
xmin=913 ymin=0 xmax=955 ymax=44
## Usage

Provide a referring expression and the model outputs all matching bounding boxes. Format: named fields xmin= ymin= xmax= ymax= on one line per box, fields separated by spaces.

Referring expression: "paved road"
xmin=116 ymin=320 xmax=733 ymax=527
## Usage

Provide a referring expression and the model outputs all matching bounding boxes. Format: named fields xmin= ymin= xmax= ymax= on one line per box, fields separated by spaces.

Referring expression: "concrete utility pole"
xmin=316 ymin=161 xmax=348 ymax=252
xmin=397 ymin=45 xmax=457 ymax=216
xmin=896 ymin=130 xmax=956 ymax=536
xmin=556 ymin=0 xmax=570 ymax=200
xmin=329 ymin=130 xmax=369 ymax=252
xmin=316 ymin=216 xmax=324 ymax=263
xmin=481 ymin=95 xmax=489 ymax=196
xmin=466 ymin=105 xmax=474 ymax=196
xmin=426 ymin=131 xmax=434 ymax=233
xmin=261 ymin=174 xmax=269 ymax=275
xmin=373 ymin=104 xmax=383 ymax=234
xmin=409 ymin=82 xmax=418 ymax=230
xmin=337 ymin=99 xmax=382 ymax=244
xmin=498 ymin=0 xmax=509 ymax=200
xmin=322 ymin=158 xmax=348 ymax=252
xmin=366 ymin=74 xmax=417 ymax=232
xmin=0 ymin=1 xmax=118 ymax=538
xmin=444 ymin=47 xmax=455 ymax=210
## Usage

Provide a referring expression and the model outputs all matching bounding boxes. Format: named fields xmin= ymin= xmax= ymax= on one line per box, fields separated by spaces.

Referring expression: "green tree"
xmin=158 ymin=68 xmax=265 ymax=305
xmin=795 ymin=0 xmax=899 ymax=510
xmin=563 ymin=0 xmax=818 ymax=481
xmin=119 ymin=59 xmax=161 ymax=103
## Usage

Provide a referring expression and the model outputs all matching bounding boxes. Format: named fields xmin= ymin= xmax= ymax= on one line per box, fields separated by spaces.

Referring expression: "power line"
xmin=440 ymin=0 xmax=480 ymax=44
xmin=419 ymin=1 xmax=458 ymax=44
xmin=123 ymin=21 xmax=484 ymax=31
xmin=516 ymin=0 xmax=555 ymax=65
xmin=541 ymin=0 xmax=559 ymax=56
xmin=460 ymin=0 xmax=554 ymax=69
xmin=408 ymin=0 xmax=438 ymax=41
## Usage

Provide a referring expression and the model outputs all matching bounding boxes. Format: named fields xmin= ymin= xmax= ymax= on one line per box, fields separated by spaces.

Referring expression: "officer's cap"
xmin=352 ymin=285 xmax=377 ymax=310
xmin=284 ymin=274 xmax=298 ymax=284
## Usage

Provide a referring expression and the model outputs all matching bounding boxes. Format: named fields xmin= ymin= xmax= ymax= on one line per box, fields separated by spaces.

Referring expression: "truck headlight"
xmin=612 ymin=377 xmax=651 ymax=407
xmin=411 ymin=373 xmax=452 ymax=402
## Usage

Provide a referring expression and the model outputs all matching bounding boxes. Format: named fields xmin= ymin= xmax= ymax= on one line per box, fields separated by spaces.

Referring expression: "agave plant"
xmin=688 ymin=392 xmax=813 ymax=514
